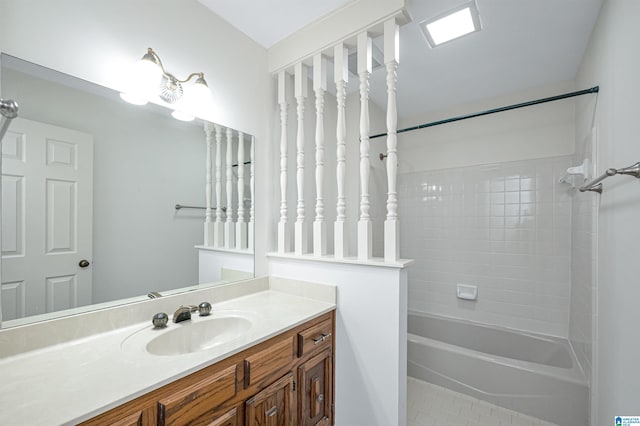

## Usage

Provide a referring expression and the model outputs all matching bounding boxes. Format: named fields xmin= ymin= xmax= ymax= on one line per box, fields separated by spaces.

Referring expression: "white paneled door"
xmin=1 ymin=118 xmax=93 ymax=321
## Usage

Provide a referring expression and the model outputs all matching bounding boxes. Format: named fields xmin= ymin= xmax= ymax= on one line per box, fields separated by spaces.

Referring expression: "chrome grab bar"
xmin=579 ymin=161 xmax=640 ymax=194
xmin=175 ymin=204 xmax=226 ymax=212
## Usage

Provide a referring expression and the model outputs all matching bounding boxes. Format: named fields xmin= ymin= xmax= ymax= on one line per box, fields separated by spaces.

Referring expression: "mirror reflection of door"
xmin=1 ymin=117 xmax=93 ymax=320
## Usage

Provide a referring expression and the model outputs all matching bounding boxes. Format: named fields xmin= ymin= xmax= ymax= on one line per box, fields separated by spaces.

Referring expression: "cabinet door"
xmin=245 ymin=372 xmax=296 ymax=426
xmin=298 ymin=348 xmax=332 ymax=426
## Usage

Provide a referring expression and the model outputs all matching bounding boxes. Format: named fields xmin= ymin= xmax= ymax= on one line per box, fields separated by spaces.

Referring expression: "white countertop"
xmin=0 ymin=280 xmax=335 ymax=425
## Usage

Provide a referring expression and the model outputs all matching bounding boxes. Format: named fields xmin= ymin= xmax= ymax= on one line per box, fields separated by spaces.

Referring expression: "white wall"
xmin=396 ymin=81 xmax=577 ymax=174
xmin=576 ymin=0 xmax=640 ymax=423
xmin=0 ymin=0 xmax=270 ymax=276
xmin=198 ymin=249 xmax=253 ymax=284
xmin=268 ymin=258 xmax=407 ymax=426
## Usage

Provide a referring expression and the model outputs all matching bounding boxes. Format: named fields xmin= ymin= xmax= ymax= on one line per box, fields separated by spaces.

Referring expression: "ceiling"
xmin=200 ymin=0 xmax=603 ymax=121
xmin=197 ymin=0 xmax=355 ymax=48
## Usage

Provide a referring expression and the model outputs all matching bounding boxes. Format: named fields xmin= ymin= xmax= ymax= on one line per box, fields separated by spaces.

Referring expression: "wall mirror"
xmin=0 ymin=53 xmax=255 ymax=328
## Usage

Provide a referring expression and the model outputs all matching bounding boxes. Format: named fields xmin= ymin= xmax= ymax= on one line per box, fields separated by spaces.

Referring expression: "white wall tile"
xmin=400 ymin=156 xmax=574 ymax=337
xmin=568 ymin=134 xmax=596 ymax=384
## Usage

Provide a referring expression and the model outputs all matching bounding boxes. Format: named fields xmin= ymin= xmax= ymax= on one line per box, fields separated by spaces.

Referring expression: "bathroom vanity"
xmin=0 ymin=277 xmax=336 ymax=426
xmin=82 ymin=311 xmax=334 ymax=425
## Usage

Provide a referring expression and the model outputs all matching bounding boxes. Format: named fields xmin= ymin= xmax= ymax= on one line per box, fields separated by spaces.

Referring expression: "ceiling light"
xmin=420 ymin=2 xmax=481 ymax=48
xmin=120 ymin=48 xmax=212 ymax=120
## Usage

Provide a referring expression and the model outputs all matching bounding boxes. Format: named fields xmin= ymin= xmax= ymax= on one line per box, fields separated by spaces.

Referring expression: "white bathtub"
xmin=407 ymin=311 xmax=588 ymax=426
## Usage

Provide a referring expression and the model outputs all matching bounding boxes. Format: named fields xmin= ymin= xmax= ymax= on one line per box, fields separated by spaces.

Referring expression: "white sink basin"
xmin=122 ymin=311 xmax=254 ymax=356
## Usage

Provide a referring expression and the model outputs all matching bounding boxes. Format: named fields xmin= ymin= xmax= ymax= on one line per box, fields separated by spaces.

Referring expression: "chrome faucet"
xmin=172 ymin=302 xmax=212 ymax=323
xmin=172 ymin=306 xmax=194 ymax=323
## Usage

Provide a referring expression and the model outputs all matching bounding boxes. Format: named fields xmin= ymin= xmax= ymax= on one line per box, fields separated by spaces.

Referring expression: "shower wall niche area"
xmin=396 ymin=84 xmax=595 ymax=424
xmin=400 ymin=156 xmax=573 ymax=337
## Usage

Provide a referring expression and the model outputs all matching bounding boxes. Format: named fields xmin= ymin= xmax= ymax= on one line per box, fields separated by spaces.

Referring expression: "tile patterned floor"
xmin=407 ymin=377 xmax=559 ymax=426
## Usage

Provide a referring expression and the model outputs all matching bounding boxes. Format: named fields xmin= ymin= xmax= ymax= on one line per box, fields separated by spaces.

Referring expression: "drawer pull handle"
xmin=312 ymin=332 xmax=332 ymax=345
xmin=266 ymin=406 xmax=277 ymax=417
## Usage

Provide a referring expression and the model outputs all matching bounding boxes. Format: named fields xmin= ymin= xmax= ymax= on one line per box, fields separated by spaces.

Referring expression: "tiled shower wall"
xmin=569 ymin=132 xmax=597 ymax=383
xmin=399 ymin=156 xmax=574 ymax=337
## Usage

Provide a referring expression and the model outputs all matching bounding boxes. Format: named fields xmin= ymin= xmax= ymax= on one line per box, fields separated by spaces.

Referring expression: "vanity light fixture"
xmin=420 ymin=1 xmax=482 ymax=48
xmin=120 ymin=47 xmax=212 ymax=121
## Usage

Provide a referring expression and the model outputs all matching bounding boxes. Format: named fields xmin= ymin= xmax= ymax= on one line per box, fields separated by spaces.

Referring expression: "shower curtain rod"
xmin=369 ymin=86 xmax=599 ymax=140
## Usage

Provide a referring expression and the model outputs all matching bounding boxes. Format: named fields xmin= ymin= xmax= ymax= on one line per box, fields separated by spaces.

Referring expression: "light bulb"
xmin=132 ymin=54 xmax=163 ymax=99
xmin=184 ymin=75 xmax=212 ymax=112
xmin=119 ymin=92 xmax=148 ymax=106
xmin=171 ymin=110 xmax=195 ymax=122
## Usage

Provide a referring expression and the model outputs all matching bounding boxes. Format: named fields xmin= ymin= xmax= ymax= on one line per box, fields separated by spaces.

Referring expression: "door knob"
xmin=78 ymin=259 xmax=90 ymax=268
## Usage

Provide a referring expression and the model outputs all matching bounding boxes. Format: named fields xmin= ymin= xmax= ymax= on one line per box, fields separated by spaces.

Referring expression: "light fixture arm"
xmin=145 ymin=48 xmax=206 ymax=85
xmin=176 ymin=72 xmax=206 ymax=84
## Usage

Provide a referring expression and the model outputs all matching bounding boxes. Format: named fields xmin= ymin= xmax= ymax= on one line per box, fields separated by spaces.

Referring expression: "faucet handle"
xmin=152 ymin=312 xmax=169 ymax=328
xmin=198 ymin=302 xmax=212 ymax=316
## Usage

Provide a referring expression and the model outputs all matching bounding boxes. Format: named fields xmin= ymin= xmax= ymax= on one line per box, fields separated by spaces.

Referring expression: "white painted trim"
xmin=195 ymin=245 xmax=254 ymax=255
xmin=267 ymin=252 xmax=413 ymax=269
xmin=267 ymin=1 xmax=409 ymax=73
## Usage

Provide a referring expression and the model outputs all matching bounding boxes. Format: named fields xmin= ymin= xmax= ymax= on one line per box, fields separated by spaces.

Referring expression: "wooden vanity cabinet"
xmin=81 ymin=310 xmax=334 ymax=426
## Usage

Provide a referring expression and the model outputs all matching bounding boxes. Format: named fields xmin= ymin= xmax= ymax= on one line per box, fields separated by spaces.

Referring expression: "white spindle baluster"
xmin=334 ymin=43 xmax=348 ymax=259
xmin=236 ymin=132 xmax=247 ymax=249
xmin=248 ymin=136 xmax=255 ymax=252
xmin=204 ymin=122 xmax=215 ymax=246
xmin=312 ymin=54 xmax=327 ymax=257
xmin=277 ymin=71 xmax=291 ymax=253
xmin=357 ymin=32 xmax=373 ymax=260
xmin=225 ymin=127 xmax=236 ymax=248
xmin=213 ymin=124 xmax=224 ymax=247
xmin=294 ymin=63 xmax=308 ymax=255
xmin=384 ymin=19 xmax=400 ymax=262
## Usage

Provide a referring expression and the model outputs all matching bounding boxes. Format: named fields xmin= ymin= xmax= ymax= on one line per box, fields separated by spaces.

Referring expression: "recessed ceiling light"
xmin=420 ymin=2 xmax=482 ymax=48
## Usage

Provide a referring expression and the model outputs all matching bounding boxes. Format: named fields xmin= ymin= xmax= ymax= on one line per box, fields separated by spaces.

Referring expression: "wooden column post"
xmin=357 ymin=32 xmax=373 ymax=260
xmin=384 ymin=19 xmax=400 ymax=262
xmin=334 ymin=43 xmax=349 ymax=259
xmin=236 ymin=131 xmax=247 ymax=249
xmin=213 ymin=124 xmax=224 ymax=248
xmin=225 ymin=127 xmax=236 ymax=249
xmin=277 ymin=71 xmax=291 ymax=253
xmin=248 ymin=135 xmax=255 ymax=252
xmin=294 ymin=62 xmax=309 ymax=255
xmin=313 ymin=54 xmax=327 ymax=257
xmin=204 ymin=121 xmax=215 ymax=247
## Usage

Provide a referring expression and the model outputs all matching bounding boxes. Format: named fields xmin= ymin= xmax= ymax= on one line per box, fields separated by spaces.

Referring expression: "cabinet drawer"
xmin=297 ymin=318 xmax=333 ymax=358
xmin=207 ymin=406 xmax=239 ymax=426
xmin=158 ymin=364 xmax=237 ymax=426
xmin=108 ymin=411 xmax=145 ymax=426
xmin=244 ymin=336 xmax=294 ymax=389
